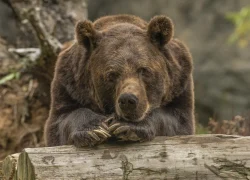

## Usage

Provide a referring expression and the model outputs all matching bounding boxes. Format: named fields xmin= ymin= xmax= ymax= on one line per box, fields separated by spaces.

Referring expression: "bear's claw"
xmin=71 ymin=121 xmax=111 ymax=147
xmin=101 ymin=122 xmax=109 ymax=129
xmin=109 ymin=123 xmax=141 ymax=141
xmin=88 ymin=122 xmax=111 ymax=141
xmin=113 ymin=125 xmax=130 ymax=135
xmin=108 ymin=120 xmax=155 ymax=142
xmin=87 ymin=131 xmax=100 ymax=141
xmin=104 ymin=115 xmax=116 ymax=126
xmin=109 ymin=123 xmax=121 ymax=131
xmin=93 ymin=128 xmax=110 ymax=138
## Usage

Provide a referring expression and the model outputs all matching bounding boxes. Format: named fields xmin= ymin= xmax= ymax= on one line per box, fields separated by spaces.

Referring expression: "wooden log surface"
xmin=2 ymin=134 xmax=250 ymax=180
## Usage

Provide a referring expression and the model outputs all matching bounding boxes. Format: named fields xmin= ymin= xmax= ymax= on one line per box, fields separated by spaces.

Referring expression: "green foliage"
xmin=195 ymin=123 xmax=209 ymax=134
xmin=227 ymin=6 xmax=250 ymax=47
xmin=0 ymin=72 xmax=20 ymax=85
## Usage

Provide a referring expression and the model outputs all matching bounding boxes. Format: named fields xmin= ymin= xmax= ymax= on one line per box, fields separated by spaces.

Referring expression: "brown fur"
xmin=44 ymin=15 xmax=195 ymax=147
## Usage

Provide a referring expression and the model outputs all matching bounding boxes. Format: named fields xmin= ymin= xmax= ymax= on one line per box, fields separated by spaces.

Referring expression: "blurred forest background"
xmin=0 ymin=0 xmax=249 ymax=161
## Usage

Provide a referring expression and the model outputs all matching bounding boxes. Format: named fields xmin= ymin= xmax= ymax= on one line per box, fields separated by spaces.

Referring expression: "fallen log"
xmin=2 ymin=134 xmax=250 ymax=180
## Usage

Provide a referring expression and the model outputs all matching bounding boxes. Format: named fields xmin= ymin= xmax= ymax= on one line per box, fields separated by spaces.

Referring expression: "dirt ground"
xmin=0 ymin=39 xmax=48 ymax=160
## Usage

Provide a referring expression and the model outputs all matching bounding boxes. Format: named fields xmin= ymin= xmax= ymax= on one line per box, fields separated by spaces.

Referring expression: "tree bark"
xmin=2 ymin=134 xmax=250 ymax=180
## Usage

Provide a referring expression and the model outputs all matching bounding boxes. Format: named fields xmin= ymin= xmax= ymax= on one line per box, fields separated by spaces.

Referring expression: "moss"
xmin=196 ymin=123 xmax=209 ymax=134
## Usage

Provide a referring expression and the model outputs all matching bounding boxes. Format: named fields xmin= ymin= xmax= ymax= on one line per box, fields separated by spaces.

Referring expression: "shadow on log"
xmin=1 ymin=134 xmax=250 ymax=180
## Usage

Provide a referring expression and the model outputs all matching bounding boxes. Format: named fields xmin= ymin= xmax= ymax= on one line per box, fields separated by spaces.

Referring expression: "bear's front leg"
xmin=59 ymin=108 xmax=112 ymax=147
xmin=106 ymin=117 xmax=156 ymax=142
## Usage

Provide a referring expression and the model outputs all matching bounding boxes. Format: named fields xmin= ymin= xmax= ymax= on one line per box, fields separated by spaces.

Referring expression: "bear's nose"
xmin=118 ymin=93 xmax=138 ymax=111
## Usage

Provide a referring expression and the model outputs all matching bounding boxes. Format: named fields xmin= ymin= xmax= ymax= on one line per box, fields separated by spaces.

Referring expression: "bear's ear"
xmin=75 ymin=20 xmax=99 ymax=50
xmin=147 ymin=16 xmax=174 ymax=47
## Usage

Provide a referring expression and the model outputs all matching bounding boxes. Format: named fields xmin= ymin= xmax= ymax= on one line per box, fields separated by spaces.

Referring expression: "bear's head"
xmin=74 ymin=16 xmax=190 ymax=122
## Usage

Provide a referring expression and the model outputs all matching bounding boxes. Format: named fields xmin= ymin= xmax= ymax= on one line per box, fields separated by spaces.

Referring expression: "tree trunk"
xmin=2 ymin=134 xmax=250 ymax=180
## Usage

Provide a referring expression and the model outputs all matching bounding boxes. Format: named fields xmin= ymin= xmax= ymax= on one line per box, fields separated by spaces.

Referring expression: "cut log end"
xmin=17 ymin=152 xmax=35 ymax=180
xmin=2 ymin=153 xmax=19 ymax=180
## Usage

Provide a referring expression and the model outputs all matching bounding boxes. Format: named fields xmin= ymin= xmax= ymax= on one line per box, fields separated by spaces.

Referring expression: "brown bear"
xmin=44 ymin=14 xmax=195 ymax=147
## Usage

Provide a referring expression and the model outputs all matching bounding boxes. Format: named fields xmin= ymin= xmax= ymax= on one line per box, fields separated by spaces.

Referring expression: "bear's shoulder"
xmin=93 ymin=14 xmax=148 ymax=31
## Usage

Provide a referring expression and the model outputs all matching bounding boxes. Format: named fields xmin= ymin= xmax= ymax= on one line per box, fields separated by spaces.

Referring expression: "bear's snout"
xmin=115 ymin=78 xmax=149 ymax=122
xmin=118 ymin=93 xmax=138 ymax=111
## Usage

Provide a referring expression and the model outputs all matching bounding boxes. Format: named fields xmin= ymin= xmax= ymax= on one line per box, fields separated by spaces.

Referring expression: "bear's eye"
xmin=138 ymin=67 xmax=152 ymax=77
xmin=106 ymin=72 xmax=119 ymax=82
